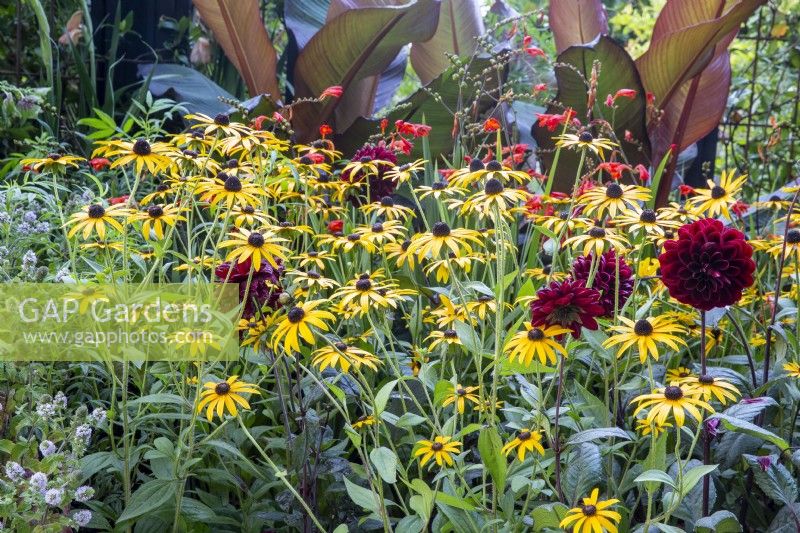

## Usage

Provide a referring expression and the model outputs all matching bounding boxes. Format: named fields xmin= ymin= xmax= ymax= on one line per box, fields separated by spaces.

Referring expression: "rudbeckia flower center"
xmin=372 ymin=223 xmax=384 ymax=233
xmin=484 ymin=177 xmax=504 ymax=195
xmin=581 ymin=505 xmax=597 ymax=516
xmin=215 ymin=381 xmax=231 ymax=394
xmin=699 ymin=374 xmax=715 ymax=384
xmin=183 ymin=149 xmax=198 ymax=157
xmin=347 ymin=233 xmax=361 ymax=242
xmin=334 ymin=342 xmax=347 ymax=351
xmin=485 ymin=160 xmax=502 ymax=171
xmin=247 ymin=232 xmax=265 ymax=247
xmin=432 ymin=222 xmax=451 ymax=238
xmin=214 ymin=113 xmax=230 ymax=126
xmin=469 ymin=159 xmax=485 ymax=172
xmin=356 ymin=278 xmax=372 ymax=291
xmin=478 ymin=295 xmax=492 ymax=302
xmin=242 ymin=205 xmax=255 ymax=214
xmin=223 ymin=175 xmax=242 ymax=192
xmin=147 ymin=205 xmax=164 ymax=218
xmin=640 ymin=209 xmax=657 ymax=223
xmin=287 ymin=307 xmax=305 ymax=323
xmin=518 ymin=431 xmax=531 ymax=440
xmin=786 ymin=229 xmax=800 ymax=244
xmin=308 ymin=251 xmax=319 ymax=257
xmin=307 ymin=270 xmax=320 ymax=279
xmin=443 ymin=329 xmax=458 ymax=339
xmin=299 ymin=156 xmax=313 ymax=165
xmin=634 ymin=319 xmax=653 ymax=336
xmin=380 ymin=196 xmax=394 ymax=207
xmin=359 ymin=156 xmax=372 ymax=164
xmin=456 ymin=387 xmax=466 ymax=396
xmin=431 ymin=442 xmax=443 ymax=451
xmin=664 ymin=385 xmax=683 ymax=400
xmin=606 ymin=183 xmax=623 ymax=199
xmin=431 ymin=181 xmax=447 ymax=191
xmin=280 ymin=221 xmax=293 ymax=228
xmin=559 ymin=210 xmax=570 ymax=220
xmin=710 ymin=185 xmax=726 ymax=199
xmin=589 ymin=226 xmax=606 ymax=238
xmin=527 ymin=328 xmax=545 ymax=341
xmin=579 ymin=131 xmax=594 ymax=142
xmin=48 ymin=153 xmax=61 ymax=160
xmin=401 ymin=239 xmax=411 ymax=251
xmin=133 ymin=139 xmax=152 ymax=156
xmin=88 ymin=204 xmax=106 ymax=219
xmin=157 ymin=183 xmax=170 ymax=192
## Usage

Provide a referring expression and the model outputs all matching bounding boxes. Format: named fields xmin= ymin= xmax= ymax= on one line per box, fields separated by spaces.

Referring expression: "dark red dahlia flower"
xmin=658 ymin=218 xmax=755 ymax=311
xmin=215 ymin=258 xmax=284 ymax=318
xmin=572 ymin=250 xmax=633 ymax=317
xmin=530 ymin=279 xmax=605 ymax=338
xmin=341 ymin=142 xmax=398 ymax=202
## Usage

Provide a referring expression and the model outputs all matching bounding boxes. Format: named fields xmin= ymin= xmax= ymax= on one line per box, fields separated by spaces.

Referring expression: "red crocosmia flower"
xmin=395 ymin=120 xmax=416 ymax=135
xmin=525 ymin=46 xmax=545 ymax=58
xmin=614 ymin=88 xmax=637 ymax=100
xmin=523 ymin=35 xmax=532 ymax=46
xmin=525 ymin=194 xmax=543 ymax=214
xmin=635 ymin=164 xmax=650 ymax=183
xmin=327 ymin=219 xmax=344 ymax=233
xmin=319 ymin=124 xmax=333 ymax=138
xmin=272 ymin=111 xmax=285 ymax=122
xmin=251 ymin=115 xmax=269 ymax=129
xmin=320 ymin=85 xmax=343 ymax=99
xmin=530 ymin=278 xmax=605 ymax=338
xmin=412 ymin=124 xmax=431 ymax=137
xmin=89 ymin=157 xmax=110 ymax=171
xmin=605 ymin=94 xmax=614 ymax=107
xmin=576 ymin=178 xmax=596 ymax=197
xmin=439 ymin=168 xmax=456 ymax=181
xmin=307 ymin=152 xmax=326 ymax=164
xmin=483 ymin=118 xmax=501 ymax=132
xmin=108 ymin=195 xmax=129 ymax=205
xmin=659 ymin=218 xmax=755 ymax=311
xmin=533 ymin=83 xmax=547 ymax=93
xmin=390 ymin=137 xmax=412 ymax=155
xmin=678 ymin=184 xmax=696 ymax=197
xmin=597 ymin=161 xmax=630 ymax=181
xmin=572 ymin=250 xmax=633 ymax=317
xmin=536 ymin=108 xmax=579 ymax=132
xmin=624 ymin=130 xmax=634 ymax=142
xmin=22 ymin=164 xmax=33 ymax=172
xmin=380 ymin=118 xmax=389 ymax=134
xmin=646 ymin=92 xmax=656 ymax=105
xmin=731 ymin=200 xmax=749 ymax=217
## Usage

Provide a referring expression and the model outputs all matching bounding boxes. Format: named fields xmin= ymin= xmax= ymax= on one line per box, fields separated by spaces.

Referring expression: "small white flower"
xmin=73 ymin=509 xmax=92 ymax=527
xmin=39 ymin=440 xmax=56 ymax=457
xmin=44 ymin=487 xmax=64 ymax=506
xmin=4 ymin=461 xmax=25 ymax=482
xmin=29 ymin=471 xmax=48 ymax=492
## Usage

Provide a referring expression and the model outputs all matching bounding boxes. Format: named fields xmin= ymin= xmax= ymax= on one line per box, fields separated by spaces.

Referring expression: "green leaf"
xmin=563 ymin=443 xmax=602 ymax=504
xmin=549 ymin=0 xmax=608 ymax=54
xmin=409 ymin=0 xmax=484 ymax=85
xmin=634 ymin=469 xmax=676 ymax=489
xmin=533 ymin=36 xmax=650 ymax=193
xmin=433 ymin=379 xmax=454 ymax=406
xmin=694 ymin=510 xmax=743 ymax=533
xmin=680 ymin=464 xmax=717 ymax=496
xmin=374 ymin=379 xmax=398 ymax=415
xmin=127 ymin=393 xmax=190 ymax=408
xmin=478 ymin=427 xmax=507 ymax=495
xmin=292 ymin=0 xmax=441 ymax=137
xmin=117 ymin=479 xmax=178 ymax=523
xmin=767 ymin=504 xmax=800 ymax=533
xmin=711 ymin=414 xmax=790 ymax=451
xmin=434 ymin=491 xmax=477 ymax=511
xmin=652 ymin=523 xmax=686 ymax=533
xmin=566 ymin=427 xmax=630 ymax=446
xmin=344 ymin=477 xmax=382 ymax=514
xmin=370 ymin=447 xmax=398 ymax=484
xmin=531 ymin=502 xmax=570 ymax=531
xmin=409 ymin=478 xmax=435 ymax=522
xmin=744 ymin=455 xmax=798 ymax=506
